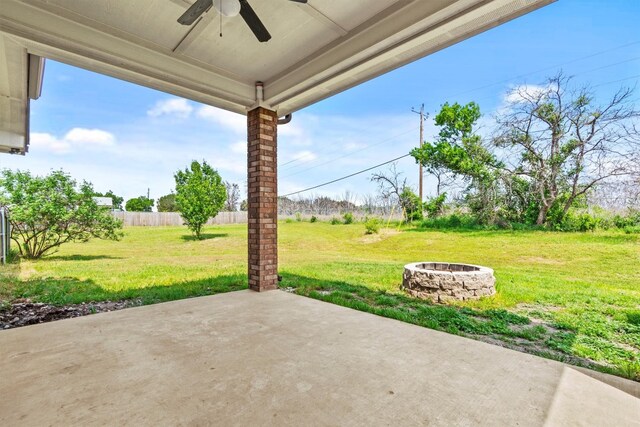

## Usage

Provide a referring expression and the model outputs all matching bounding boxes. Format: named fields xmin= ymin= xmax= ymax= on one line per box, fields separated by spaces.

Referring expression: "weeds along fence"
xmin=113 ymin=211 xmax=247 ymax=227
xmin=113 ymin=211 xmax=401 ymax=226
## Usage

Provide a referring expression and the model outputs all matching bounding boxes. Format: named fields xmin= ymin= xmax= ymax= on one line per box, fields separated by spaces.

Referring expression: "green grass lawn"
xmin=1 ymin=222 xmax=639 ymax=380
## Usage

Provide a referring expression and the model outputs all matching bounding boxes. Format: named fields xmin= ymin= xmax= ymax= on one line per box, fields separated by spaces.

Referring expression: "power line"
xmin=279 ymin=127 xmax=415 ymax=174
xmin=593 ymin=73 xmax=640 ymax=88
xmin=281 ymin=128 xmax=415 ymax=178
xmin=280 ymin=153 xmax=412 ymax=198
xmin=443 ymin=40 xmax=640 ymax=100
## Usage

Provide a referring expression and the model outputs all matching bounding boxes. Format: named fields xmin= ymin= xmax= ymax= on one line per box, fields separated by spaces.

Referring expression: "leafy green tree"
xmin=157 ymin=193 xmax=177 ymax=212
xmin=0 ymin=169 xmax=123 ymax=259
xmin=411 ymin=102 xmax=502 ymax=223
xmin=175 ymin=160 xmax=226 ymax=239
xmin=94 ymin=190 xmax=124 ymax=210
xmin=125 ymin=196 xmax=154 ymax=212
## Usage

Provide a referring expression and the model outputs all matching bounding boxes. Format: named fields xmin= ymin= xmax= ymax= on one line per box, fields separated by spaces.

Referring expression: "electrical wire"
xmin=280 ymin=153 xmax=412 ymax=197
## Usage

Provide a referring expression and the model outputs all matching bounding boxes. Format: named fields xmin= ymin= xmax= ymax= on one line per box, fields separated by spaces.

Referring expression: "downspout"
xmin=255 ymin=81 xmax=264 ymax=104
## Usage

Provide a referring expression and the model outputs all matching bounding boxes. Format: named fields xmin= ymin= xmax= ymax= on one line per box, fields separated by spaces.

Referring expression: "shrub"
xmin=310 ymin=215 xmax=318 ymax=223
xmin=613 ymin=211 xmax=640 ymax=229
xmin=424 ymin=193 xmax=447 ymax=218
xmin=343 ymin=212 xmax=354 ymax=224
xmin=624 ymin=225 xmax=640 ymax=234
xmin=125 ymin=196 xmax=154 ymax=212
xmin=555 ymin=211 xmax=600 ymax=232
xmin=295 ymin=212 xmax=303 ymax=222
xmin=364 ymin=218 xmax=381 ymax=234
xmin=285 ymin=218 xmax=294 ymax=224
xmin=174 ymin=160 xmax=226 ymax=240
xmin=419 ymin=213 xmax=482 ymax=230
xmin=0 ymin=169 xmax=123 ymax=259
xmin=330 ymin=217 xmax=340 ymax=225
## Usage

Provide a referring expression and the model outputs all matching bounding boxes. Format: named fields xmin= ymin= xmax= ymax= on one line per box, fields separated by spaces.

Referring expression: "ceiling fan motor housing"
xmin=214 ymin=0 xmax=241 ymax=17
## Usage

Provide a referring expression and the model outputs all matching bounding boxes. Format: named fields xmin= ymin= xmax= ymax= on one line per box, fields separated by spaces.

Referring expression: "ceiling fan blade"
xmin=177 ymin=0 xmax=213 ymax=25
xmin=239 ymin=0 xmax=272 ymax=42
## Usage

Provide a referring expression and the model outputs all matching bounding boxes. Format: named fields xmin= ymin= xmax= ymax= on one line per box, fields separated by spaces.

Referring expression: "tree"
xmin=224 ymin=181 xmax=240 ymax=211
xmin=494 ymin=73 xmax=640 ymax=225
xmin=411 ymin=102 xmax=503 ymax=223
xmin=94 ymin=190 xmax=124 ymax=210
xmin=0 ymin=169 xmax=123 ymax=259
xmin=125 ymin=196 xmax=154 ymax=212
xmin=157 ymin=193 xmax=177 ymax=212
xmin=371 ymin=163 xmax=423 ymax=222
xmin=175 ymin=160 xmax=226 ymax=239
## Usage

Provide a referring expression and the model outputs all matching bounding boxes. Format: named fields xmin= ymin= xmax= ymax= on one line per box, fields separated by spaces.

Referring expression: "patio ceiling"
xmin=0 ymin=0 xmax=554 ymax=154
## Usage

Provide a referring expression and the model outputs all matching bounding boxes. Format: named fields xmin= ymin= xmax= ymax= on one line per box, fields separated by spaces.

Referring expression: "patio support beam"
xmin=247 ymin=107 xmax=278 ymax=292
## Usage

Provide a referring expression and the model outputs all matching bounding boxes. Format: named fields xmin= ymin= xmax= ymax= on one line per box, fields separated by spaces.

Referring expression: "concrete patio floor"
xmin=1 ymin=290 xmax=638 ymax=426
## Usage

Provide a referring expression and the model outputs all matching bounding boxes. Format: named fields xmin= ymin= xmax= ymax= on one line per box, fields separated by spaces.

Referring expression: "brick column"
xmin=247 ymin=107 xmax=278 ymax=292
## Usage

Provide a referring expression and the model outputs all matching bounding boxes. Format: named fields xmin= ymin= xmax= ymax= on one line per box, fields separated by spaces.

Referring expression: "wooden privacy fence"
xmin=113 ymin=211 xmax=248 ymax=227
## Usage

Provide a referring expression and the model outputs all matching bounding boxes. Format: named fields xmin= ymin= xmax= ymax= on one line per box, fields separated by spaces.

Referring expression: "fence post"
xmin=0 ymin=208 xmax=9 ymax=265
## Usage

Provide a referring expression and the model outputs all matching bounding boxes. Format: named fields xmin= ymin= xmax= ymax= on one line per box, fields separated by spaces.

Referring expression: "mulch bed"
xmin=0 ymin=299 xmax=142 ymax=330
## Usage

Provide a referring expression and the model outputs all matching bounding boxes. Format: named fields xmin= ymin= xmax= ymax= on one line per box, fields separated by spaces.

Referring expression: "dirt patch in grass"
xmin=517 ymin=256 xmax=566 ymax=265
xmin=358 ymin=228 xmax=401 ymax=244
xmin=0 ymin=299 xmax=142 ymax=330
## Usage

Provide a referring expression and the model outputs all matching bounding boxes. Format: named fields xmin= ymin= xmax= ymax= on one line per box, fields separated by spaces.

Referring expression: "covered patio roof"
xmin=1 ymin=291 xmax=638 ymax=425
xmin=1 ymin=0 xmax=553 ymax=154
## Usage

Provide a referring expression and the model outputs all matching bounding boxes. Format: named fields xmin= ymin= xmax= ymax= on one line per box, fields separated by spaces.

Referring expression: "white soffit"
xmin=0 ymin=0 xmax=553 ymax=120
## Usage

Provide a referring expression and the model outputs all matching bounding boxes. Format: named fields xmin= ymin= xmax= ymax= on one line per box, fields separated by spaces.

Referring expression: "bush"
xmin=555 ymin=211 xmax=600 ymax=232
xmin=295 ymin=212 xmax=303 ymax=222
xmin=624 ymin=225 xmax=640 ymax=234
xmin=424 ymin=193 xmax=447 ymax=218
xmin=330 ymin=217 xmax=340 ymax=225
xmin=343 ymin=212 xmax=354 ymax=224
xmin=613 ymin=211 xmax=640 ymax=229
xmin=420 ymin=213 xmax=481 ymax=230
xmin=125 ymin=196 xmax=154 ymax=212
xmin=285 ymin=218 xmax=294 ymax=224
xmin=310 ymin=215 xmax=318 ymax=223
xmin=364 ymin=218 xmax=381 ymax=234
xmin=174 ymin=160 xmax=226 ymax=240
xmin=0 ymin=169 xmax=124 ymax=259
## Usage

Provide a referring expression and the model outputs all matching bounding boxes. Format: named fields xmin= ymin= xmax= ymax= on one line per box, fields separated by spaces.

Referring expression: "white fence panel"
xmin=113 ymin=211 xmax=248 ymax=227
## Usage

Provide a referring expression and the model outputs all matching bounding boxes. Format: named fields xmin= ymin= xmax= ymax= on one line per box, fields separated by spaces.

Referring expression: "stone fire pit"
xmin=402 ymin=262 xmax=495 ymax=303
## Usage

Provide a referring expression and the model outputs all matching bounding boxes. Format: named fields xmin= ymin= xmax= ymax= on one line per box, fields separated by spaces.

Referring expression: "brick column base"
xmin=247 ymin=107 xmax=278 ymax=292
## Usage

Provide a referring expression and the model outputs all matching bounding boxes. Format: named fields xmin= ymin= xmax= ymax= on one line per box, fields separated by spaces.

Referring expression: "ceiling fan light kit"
xmin=213 ymin=0 xmax=241 ymax=18
xmin=178 ymin=0 xmax=307 ymax=42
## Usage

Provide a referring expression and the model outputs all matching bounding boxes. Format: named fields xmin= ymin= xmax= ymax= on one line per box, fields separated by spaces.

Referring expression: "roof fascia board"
xmin=270 ymin=0 xmax=555 ymax=115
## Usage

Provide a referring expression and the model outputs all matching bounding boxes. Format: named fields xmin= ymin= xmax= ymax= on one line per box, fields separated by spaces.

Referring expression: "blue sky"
xmin=2 ymin=0 xmax=639 ymax=206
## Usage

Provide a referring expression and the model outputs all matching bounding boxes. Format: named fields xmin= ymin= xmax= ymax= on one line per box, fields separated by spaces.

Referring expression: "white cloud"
xmin=229 ymin=141 xmax=246 ymax=154
xmin=30 ymin=132 xmax=71 ymax=153
xmin=64 ymin=128 xmax=115 ymax=146
xmin=147 ymin=98 xmax=193 ymax=118
xmin=29 ymin=128 xmax=116 ymax=154
xmin=197 ymin=105 xmax=246 ymax=133
xmin=504 ymin=84 xmax=549 ymax=104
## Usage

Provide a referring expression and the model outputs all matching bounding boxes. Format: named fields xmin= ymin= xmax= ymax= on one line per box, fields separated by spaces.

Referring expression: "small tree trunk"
xmin=536 ymin=206 xmax=548 ymax=225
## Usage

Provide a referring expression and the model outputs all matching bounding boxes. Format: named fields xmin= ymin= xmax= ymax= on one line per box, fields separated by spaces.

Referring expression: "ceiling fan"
xmin=177 ymin=0 xmax=307 ymax=43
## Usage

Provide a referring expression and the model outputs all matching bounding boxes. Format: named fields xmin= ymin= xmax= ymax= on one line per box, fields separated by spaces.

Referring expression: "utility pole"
xmin=411 ymin=104 xmax=426 ymax=202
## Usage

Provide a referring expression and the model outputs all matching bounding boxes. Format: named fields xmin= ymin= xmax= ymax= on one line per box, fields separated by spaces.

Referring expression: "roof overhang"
xmin=0 ymin=0 xmax=554 ymax=154
xmin=0 ymin=36 xmax=44 ymax=155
